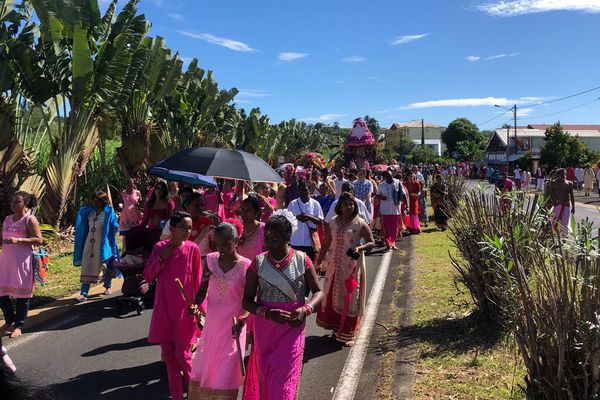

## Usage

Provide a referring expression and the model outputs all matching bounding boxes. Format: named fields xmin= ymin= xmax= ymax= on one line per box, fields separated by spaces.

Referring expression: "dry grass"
xmin=412 ymin=229 xmax=526 ymax=400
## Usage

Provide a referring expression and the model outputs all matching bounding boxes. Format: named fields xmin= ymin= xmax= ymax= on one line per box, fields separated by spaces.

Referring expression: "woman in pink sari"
xmin=316 ymin=193 xmax=374 ymax=346
xmin=405 ymin=173 xmax=422 ymax=234
xmin=119 ymin=179 xmax=142 ymax=234
xmin=237 ymin=197 xmax=265 ymax=261
xmin=242 ymin=211 xmax=323 ymax=400
xmin=189 ymin=222 xmax=250 ymax=399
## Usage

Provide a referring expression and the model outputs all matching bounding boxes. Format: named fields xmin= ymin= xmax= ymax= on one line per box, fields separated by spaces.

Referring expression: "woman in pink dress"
xmin=254 ymin=183 xmax=277 ymax=223
xmin=144 ymin=211 xmax=202 ymax=400
xmin=189 ymin=222 xmax=251 ymax=399
xmin=316 ymin=193 xmax=374 ymax=346
xmin=242 ymin=211 xmax=324 ymax=400
xmin=0 ymin=191 xmax=42 ymax=338
xmin=139 ymin=181 xmax=175 ymax=230
xmin=119 ymin=179 xmax=142 ymax=234
xmin=237 ymin=197 xmax=265 ymax=262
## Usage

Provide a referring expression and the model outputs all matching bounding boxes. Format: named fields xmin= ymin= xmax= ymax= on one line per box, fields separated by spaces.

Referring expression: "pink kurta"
xmin=0 ymin=215 xmax=34 ymax=298
xmin=144 ymin=240 xmax=202 ymax=345
xmin=189 ymin=253 xmax=250 ymax=399
xmin=119 ymin=190 xmax=142 ymax=232
xmin=237 ymin=223 xmax=265 ymax=262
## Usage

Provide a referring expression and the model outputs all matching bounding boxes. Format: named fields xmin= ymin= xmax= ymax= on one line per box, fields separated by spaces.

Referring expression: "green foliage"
xmin=441 ymin=118 xmax=483 ymax=157
xmin=410 ymin=145 xmax=437 ymax=164
xmin=540 ymin=122 xmax=599 ymax=171
xmin=455 ymin=139 xmax=486 ymax=161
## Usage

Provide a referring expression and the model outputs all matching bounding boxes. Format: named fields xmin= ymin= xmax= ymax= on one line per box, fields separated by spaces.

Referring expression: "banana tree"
xmin=116 ymin=35 xmax=182 ymax=178
xmin=151 ymin=59 xmax=238 ymax=162
xmin=9 ymin=0 xmax=149 ymax=226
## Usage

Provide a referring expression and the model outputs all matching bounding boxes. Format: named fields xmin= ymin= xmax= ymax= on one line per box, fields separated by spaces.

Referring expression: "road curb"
xmin=0 ymin=279 xmax=124 ymax=333
xmin=394 ymin=235 xmax=417 ymax=400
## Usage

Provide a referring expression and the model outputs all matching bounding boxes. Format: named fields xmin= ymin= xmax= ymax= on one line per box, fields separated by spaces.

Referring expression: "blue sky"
xmin=115 ymin=0 xmax=600 ymax=129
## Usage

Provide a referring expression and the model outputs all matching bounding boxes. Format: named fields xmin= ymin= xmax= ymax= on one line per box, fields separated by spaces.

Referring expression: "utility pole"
xmin=421 ymin=118 xmax=425 ymax=146
xmin=513 ymin=104 xmax=518 ymax=173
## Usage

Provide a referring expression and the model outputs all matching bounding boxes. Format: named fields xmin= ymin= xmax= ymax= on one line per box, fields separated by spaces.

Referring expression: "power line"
xmin=517 ymin=97 xmax=600 ymax=121
xmin=476 ymin=109 xmax=511 ymax=127
xmin=520 ymin=85 xmax=600 ymax=108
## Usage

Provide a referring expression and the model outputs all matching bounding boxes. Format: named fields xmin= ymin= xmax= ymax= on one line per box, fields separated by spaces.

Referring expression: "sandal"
xmin=103 ymin=288 xmax=112 ymax=296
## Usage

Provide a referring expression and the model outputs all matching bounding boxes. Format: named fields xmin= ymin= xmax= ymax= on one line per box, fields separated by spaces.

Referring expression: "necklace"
xmin=240 ymin=222 xmax=259 ymax=246
xmin=269 ymin=250 xmax=290 ymax=269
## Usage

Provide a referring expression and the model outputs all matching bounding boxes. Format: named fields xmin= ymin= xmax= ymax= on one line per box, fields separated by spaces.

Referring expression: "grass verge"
xmin=412 ymin=228 xmax=526 ymax=400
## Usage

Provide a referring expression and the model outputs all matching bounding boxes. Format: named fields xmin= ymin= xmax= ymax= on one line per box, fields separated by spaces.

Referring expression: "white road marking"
xmin=5 ymin=314 xmax=81 ymax=351
xmin=332 ymin=251 xmax=393 ymax=400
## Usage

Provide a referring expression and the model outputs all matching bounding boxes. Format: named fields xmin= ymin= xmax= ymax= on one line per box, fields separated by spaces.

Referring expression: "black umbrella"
xmin=153 ymin=147 xmax=282 ymax=183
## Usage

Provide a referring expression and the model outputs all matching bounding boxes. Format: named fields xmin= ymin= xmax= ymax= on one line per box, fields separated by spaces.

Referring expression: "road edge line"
xmin=332 ymin=250 xmax=393 ymax=400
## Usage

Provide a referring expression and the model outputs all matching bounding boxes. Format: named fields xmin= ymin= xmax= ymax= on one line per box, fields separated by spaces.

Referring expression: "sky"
xmin=108 ymin=0 xmax=600 ymax=129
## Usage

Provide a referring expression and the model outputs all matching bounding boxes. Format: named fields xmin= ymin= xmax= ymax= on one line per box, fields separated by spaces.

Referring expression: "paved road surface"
xmin=6 ymin=246 xmax=406 ymax=400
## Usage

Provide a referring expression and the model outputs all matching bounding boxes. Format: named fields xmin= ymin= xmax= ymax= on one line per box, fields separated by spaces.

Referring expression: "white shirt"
xmin=595 ymin=169 xmax=600 ymax=181
xmin=377 ymin=179 xmax=402 ymax=215
xmin=514 ymin=169 xmax=522 ymax=180
xmin=575 ymin=168 xmax=584 ymax=181
xmin=333 ymin=178 xmax=348 ymax=199
xmin=325 ymin=198 xmax=372 ymax=225
xmin=288 ymin=198 xmax=324 ymax=247
xmin=415 ymin=172 xmax=425 ymax=184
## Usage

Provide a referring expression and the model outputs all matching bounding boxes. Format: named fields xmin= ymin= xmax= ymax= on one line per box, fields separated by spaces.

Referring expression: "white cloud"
xmin=302 ymin=113 xmax=347 ymax=122
xmin=336 ymin=81 xmax=345 ymax=84
xmin=167 ymin=13 xmax=184 ymax=21
xmin=176 ymin=31 xmax=257 ymax=52
xmin=466 ymin=56 xmax=481 ymax=62
xmin=400 ymin=96 xmax=552 ymax=109
xmin=486 ymin=53 xmax=508 ymax=60
xmin=518 ymin=108 xmax=535 ymax=116
xmin=237 ymin=90 xmax=272 ymax=98
xmin=479 ymin=0 xmax=600 ymax=16
xmin=368 ymin=76 xmax=387 ymax=83
xmin=342 ymin=56 xmax=366 ymax=63
xmin=391 ymin=33 xmax=430 ymax=45
xmin=510 ymin=52 xmax=522 ymax=56
xmin=278 ymin=52 xmax=309 ymax=62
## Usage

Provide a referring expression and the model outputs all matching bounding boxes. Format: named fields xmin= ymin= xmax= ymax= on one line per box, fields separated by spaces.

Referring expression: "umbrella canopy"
xmin=371 ymin=164 xmax=389 ymax=171
xmin=148 ymin=166 xmax=217 ymax=188
xmin=154 ymin=147 xmax=282 ymax=183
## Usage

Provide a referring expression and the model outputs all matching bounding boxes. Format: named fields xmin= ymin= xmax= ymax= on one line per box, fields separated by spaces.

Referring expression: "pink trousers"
xmin=552 ymin=205 xmax=571 ymax=238
xmin=161 ymin=341 xmax=193 ymax=399
xmin=382 ymin=214 xmax=400 ymax=248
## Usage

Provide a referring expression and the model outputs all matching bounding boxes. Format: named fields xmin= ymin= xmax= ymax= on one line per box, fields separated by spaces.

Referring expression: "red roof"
xmin=527 ymin=124 xmax=600 ymax=130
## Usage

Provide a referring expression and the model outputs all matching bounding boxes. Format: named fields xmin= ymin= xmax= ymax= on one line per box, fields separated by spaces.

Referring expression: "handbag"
xmin=25 ymin=214 xmax=49 ymax=286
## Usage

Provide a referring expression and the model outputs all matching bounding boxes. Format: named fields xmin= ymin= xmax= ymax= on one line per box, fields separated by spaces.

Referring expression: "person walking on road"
xmin=73 ymin=191 xmax=119 ymax=302
xmin=237 ymin=197 xmax=265 ymax=262
xmin=536 ymin=166 xmax=546 ymax=191
xmin=405 ymin=173 xmax=422 ymax=235
xmin=377 ymin=171 xmax=405 ymax=250
xmin=584 ymin=165 xmax=595 ymax=196
xmin=575 ymin=166 xmax=584 ymax=192
xmin=287 ymin=181 xmax=324 ymax=262
xmin=144 ymin=211 xmax=202 ymax=400
xmin=0 ymin=191 xmax=42 ymax=338
xmin=119 ymin=179 xmax=142 ymax=235
xmin=189 ymin=222 xmax=250 ymax=400
xmin=547 ymin=168 xmax=575 ymax=238
xmin=430 ymin=175 xmax=449 ymax=230
xmin=315 ymin=193 xmax=374 ymax=346
xmin=242 ymin=211 xmax=323 ymax=400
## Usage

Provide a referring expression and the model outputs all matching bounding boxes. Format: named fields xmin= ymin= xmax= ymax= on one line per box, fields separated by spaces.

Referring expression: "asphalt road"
xmin=6 ymin=247 xmax=403 ymax=400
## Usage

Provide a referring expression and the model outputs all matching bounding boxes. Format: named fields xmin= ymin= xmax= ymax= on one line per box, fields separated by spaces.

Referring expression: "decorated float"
xmin=342 ymin=118 xmax=379 ymax=169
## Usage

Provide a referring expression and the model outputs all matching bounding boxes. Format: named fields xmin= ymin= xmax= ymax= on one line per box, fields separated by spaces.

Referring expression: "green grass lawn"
xmin=412 ymin=228 xmax=526 ymax=400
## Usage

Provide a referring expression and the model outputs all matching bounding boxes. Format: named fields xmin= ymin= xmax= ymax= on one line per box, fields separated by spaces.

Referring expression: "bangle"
xmin=17 ymin=238 xmax=21 ymax=243
xmin=256 ymin=306 xmax=270 ymax=319
xmin=302 ymin=304 xmax=314 ymax=316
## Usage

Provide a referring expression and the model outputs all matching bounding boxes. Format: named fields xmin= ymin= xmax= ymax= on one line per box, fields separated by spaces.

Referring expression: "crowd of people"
xmin=0 ymin=160 xmax=456 ymax=399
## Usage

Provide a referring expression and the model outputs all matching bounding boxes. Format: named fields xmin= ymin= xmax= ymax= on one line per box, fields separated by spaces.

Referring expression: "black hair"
xmin=184 ymin=193 xmax=203 ymax=210
xmin=169 ymin=210 xmax=191 ymax=227
xmin=179 ymin=187 xmax=193 ymax=196
xmin=13 ymin=191 xmax=38 ymax=209
xmin=91 ymin=191 xmax=110 ymax=206
xmin=341 ymin=181 xmax=354 ymax=193
xmin=298 ymin=180 xmax=309 ymax=191
xmin=265 ymin=215 xmax=293 ymax=242
xmin=148 ymin=181 xmax=168 ymax=208
xmin=242 ymin=196 xmax=261 ymax=221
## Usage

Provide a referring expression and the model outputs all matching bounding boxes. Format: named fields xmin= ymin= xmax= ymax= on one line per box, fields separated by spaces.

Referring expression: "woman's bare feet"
xmin=76 ymin=295 xmax=87 ymax=303
xmin=9 ymin=328 xmax=22 ymax=338
xmin=343 ymin=340 xmax=355 ymax=347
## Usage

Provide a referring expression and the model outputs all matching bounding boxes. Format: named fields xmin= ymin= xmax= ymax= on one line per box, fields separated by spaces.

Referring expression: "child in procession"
xmin=189 ymin=221 xmax=251 ymax=400
xmin=144 ymin=211 xmax=202 ymax=400
xmin=242 ymin=211 xmax=324 ymax=400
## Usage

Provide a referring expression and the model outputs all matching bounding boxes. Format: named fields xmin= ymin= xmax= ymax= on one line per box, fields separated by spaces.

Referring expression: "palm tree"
xmin=9 ymin=0 xmax=149 ymax=226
